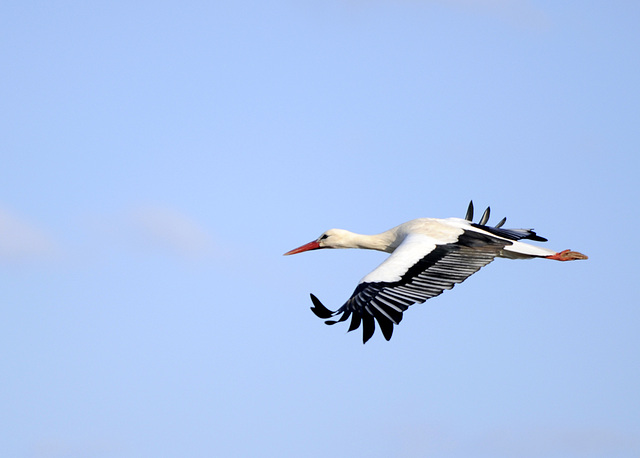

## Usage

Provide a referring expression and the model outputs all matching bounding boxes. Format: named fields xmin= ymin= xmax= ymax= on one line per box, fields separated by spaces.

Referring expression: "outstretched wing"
xmin=310 ymin=229 xmax=512 ymax=343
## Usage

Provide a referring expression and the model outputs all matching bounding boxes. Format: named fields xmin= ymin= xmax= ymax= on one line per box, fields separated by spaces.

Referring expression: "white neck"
xmin=331 ymin=229 xmax=399 ymax=253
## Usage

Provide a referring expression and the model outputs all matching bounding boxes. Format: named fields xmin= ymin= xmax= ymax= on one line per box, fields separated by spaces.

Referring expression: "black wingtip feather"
xmin=325 ymin=310 xmax=351 ymax=326
xmin=309 ymin=294 xmax=334 ymax=319
xmin=527 ymin=232 xmax=548 ymax=242
xmin=470 ymin=224 xmax=548 ymax=243
xmin=348 ymin=312 xmax=361 ymax=333
xmin=465 ymin=201 xmax=474 ymax=221
xmin=361 ymin=313 xmax=375 ymax=344
xmin=479 ymin=206 xmax=490 ymax=225
xmin=372 ymin=309 xmax=394 ymax=341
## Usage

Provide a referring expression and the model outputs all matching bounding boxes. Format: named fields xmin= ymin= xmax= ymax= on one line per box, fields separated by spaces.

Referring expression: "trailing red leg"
xmin=546 ymin=249 xmax=588 ymax=261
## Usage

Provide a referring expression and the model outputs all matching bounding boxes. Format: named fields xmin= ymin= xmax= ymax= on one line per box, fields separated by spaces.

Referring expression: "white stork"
xmin=284 ymin=201 xmax=587 ymax=343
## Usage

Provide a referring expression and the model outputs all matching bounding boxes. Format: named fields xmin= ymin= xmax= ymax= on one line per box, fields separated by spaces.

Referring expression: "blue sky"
xmin=1 ymin=1 xmax=639 ymax=457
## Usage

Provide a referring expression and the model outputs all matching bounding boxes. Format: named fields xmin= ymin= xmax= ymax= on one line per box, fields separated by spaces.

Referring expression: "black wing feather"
xmin=310 ymin=294 xmax=334 ymax=319
xmin=361 ymin=313 xmax=375 ymax=344
xmin=372 ymin=305 xmax=394 ymax=341
xmin=348 ymin=312 xmax=361 ymax=332
xmin=470 ymin=223 xmax=547 ymax=242
xmin=479 ymin=207 xmax=490 ymax=225
xmin=465 ymin=201 xmax=474 ymax=221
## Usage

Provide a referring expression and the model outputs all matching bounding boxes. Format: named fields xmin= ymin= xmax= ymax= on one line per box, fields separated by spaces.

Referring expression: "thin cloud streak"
xmin=0 ymin=207 xmax=58 ymax=261
xmin=444 ymin=0 xmax=550 ymax=28
xmin=399 ymin=424 xmax=640 ymax=457
xmin=347 ymin=0 xmax=550 ymax=29
xmin=0 ymin=204 xmax=217 ymax=266
xmin=128 ymin=205 xmax=216 ymax=260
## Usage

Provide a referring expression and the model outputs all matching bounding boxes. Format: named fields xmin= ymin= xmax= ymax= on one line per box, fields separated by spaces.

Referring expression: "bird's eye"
xmin=319 ymin=234 xmax=329 ymax=240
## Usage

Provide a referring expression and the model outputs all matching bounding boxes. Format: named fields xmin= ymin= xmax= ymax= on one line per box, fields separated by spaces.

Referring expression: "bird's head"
xmin=283 ymin=229 xmax=355 ymax=255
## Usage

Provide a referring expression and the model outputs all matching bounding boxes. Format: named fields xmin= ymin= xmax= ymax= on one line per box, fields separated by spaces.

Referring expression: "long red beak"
xmin=283 ymin=240 xmax=321 ymax=256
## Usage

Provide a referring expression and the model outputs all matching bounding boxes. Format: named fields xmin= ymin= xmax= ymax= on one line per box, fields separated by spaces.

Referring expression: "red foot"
xmin=546 ymin=249 xmax=588 ymax=261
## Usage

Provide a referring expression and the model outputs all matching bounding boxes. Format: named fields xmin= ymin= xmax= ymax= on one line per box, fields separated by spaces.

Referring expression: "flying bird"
xmin=284 ymin=201 xmax=587 ymax=343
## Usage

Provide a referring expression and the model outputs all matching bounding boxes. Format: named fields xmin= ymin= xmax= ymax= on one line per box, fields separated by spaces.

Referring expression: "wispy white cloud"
xmin=469 ymin=426 xmax=640 ymax=457
xmin=1 ymin=204 xmax=217 ymax=265
xmin=0 ymin=207 xmax=58 ymax=261
xmin=347 ymin=0 xmax=550 ymax=29
xmin=439 ymin=0 xmax=550 ymax=28
xmin=127 ymin=205 xmax=216 ymax=259
xmin=398 ymin=424 xmax=640 ymax=457
xmin=29 ymin=436 xmax=120 ymax=458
